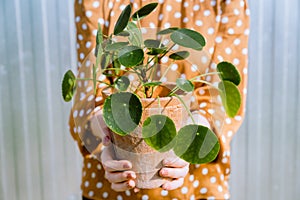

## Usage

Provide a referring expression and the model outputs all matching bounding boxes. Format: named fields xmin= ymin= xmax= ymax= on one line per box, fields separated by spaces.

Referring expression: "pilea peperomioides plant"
xmin=62 ymin=2 xmax=242 ymax=165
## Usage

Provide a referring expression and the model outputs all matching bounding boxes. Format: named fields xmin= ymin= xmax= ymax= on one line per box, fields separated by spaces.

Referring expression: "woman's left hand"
xmin=159 ymin=158 xmax=189 ymax=190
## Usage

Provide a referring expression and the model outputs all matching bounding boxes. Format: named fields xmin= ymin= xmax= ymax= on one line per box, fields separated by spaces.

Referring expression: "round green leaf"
xmin=217 ymin=61 xmax=241 ymax=86
xmin=147 ymin=48 xmax=167 ymax=55
xmin=105 ymin=42 xmax=129 ymax=51
xmin=174 ymin=125 xmax=220 ymax=164
xmin=144 ymin=39 xmax=161 ymax=48
xmin=116 ymin=31 xmax=130 ymax=37
xmin=103 ymin=92 xmax=142 ymax=136
xmin=127 ymin=22 xmax=143 ymax=47
xmin=131 ymin=3 xmax=158 ymax=20
xmin=176 ymin=78 xmax=194 ymax=92
xmin=157 ymin=27 xmax=179 ymax=35
xmin=144 ymin=39 xmax=166 ymax=55
xmin=62 ymin=70 xmax=76 ymax=102
xmin=118 ymin=46 xmax=144 ymax=67
xmin=142 ymin=115 xmax=177 ymax=152
xmin=169 ymin=51 xmax=190 ymax=60
xmin=218 ymin=80 xmax=241 ymax=118
xmin=115 ymin=76 xmax=130 ymax=91
xmin=114 ymin=4 xmax=132 ymax=35
xmin=170 ymin=28 xmax=206 ymax=50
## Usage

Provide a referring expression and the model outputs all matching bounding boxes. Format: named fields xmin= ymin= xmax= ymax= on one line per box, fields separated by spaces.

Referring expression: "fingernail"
xmin=127 ymin=180 xmax=135 ymax=188
xmin=161 ymin=169 xmax=168 ymax=176
xmin=127 ymin=173 xmax=136 ymax=179
xmin=162 ymin=184 xmax=169 ymax=190
xmin=131 ymin=173 xmax=136 ymax=179
xmin=123 ymin=163 xmax=130 ymax=169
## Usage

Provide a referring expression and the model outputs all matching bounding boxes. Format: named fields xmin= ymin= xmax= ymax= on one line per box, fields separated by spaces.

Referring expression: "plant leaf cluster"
xmin=61 ymin=2 xmax=243 ymax=164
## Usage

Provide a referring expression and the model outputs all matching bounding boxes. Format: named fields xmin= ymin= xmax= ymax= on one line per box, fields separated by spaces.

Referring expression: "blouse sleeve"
xmin=191 ymin=0 xmax=250 ymax=148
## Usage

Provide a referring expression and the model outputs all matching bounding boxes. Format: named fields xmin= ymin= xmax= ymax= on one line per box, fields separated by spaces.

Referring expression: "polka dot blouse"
xmin=69 ymin=0 xmax=250 ymax=199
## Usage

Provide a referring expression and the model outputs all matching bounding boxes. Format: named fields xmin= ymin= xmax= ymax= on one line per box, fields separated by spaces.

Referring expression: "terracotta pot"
xmin=110 ymin=86 xmax=192 ymax=189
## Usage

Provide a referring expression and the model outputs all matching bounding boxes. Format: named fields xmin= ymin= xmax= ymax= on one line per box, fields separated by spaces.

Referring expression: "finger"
xmin=111 ymin=180 xmax=135 ymax=192
xmin=90 ymin=110 xmax=112 ymax=139
xmin=162 ymin=178 xmax=184 ymax=190
xmin=101 ymin=143 xmax=114 ymax=162
xmin=101 ymin=144 xmax=133 ymax=172
xmin=102 ymin=158 xmax=132 ymax=173
xmin=103 ymin=160 xmax=132 ymax=172
xmin=160 ymin=166 xmax=189 ymax=179
xmin=163 ymin=157 xmax=189 ymax=168
xmin=104 ymin=171 xmax=136 ymax=183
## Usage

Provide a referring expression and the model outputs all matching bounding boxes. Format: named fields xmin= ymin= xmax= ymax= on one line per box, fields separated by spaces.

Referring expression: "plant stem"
xmin=147 ymin=56 xmax=158 ymax=81
xmin=190 ymin=72 xmax=221 ymax=81
xmin=192 ymin=79 xmax=222 ymax=92
xmin=76 ymin=78 xmax=110 ymax=86
xmin=167 ymin=86 xmax=179 ymax=96
xmin=173 ymin=94 xmax=196 ymax=124
xmin=159 ymin=60 xmax=174 ymax=82
xmin=157 ymin=97 xmax=162 ymax=114
xmin=146 ymin=43 xmax=176 ymax=72
xmin=158 ymin=43 xmax=176 ymax=60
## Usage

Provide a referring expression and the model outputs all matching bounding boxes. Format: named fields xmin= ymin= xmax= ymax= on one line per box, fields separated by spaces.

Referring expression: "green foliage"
xmin=144 ymin=39 xmax=167 ymax=55
xmin=176 ymin=78 xmax=194 ymax=92
xmin=144 ymin=39 xmax=161 ymax=48
xmin=217 ymin=61 xmax=241 ymax=86
xmin=142 ymin=81 xmax=162 ymax=87
xmin=114 ymin=4 xmax=132 ymax=35
xmin=92 ymin=64 xmax=97 ymax=93
xmin=95 ymin=24 xmax=103 ymax=57
xmin=132 ymin=3 xmax=158 ymax=20
xmin=62 ymin=70 xmax=76 ymax=102
xmin=116 ymin=31 xmax=130 ymax=37
xmin=118 ymin=46 xmax=144 ymax=67
xmin=96 ymin=23 xmax=103 ymax=45
xmin=62 ymin=2 xmax=243 ymax=166
xmin=115 ymin=76 xmax=130 ymax=91
xmin=169 ymin=51 xmax=190 ymax=60
xmin=174 ymin=125 xmax=220 ymax=164
xmin=127 ymin=22 xmax=143 ymax=47
xmin=218 ymin=80 xmax=241 ymax=118
xmin=105 ymin=42 xmax=129 ymax=51
xmin=170 ymin=28 xmax=206 ymax=50
xmin=142 ymin=115 xmax=177 ymax=152
xmin=157 ymin=27 xmax=179 ymax=35
xmin=103 ymin=92 xmax=142 ymax=136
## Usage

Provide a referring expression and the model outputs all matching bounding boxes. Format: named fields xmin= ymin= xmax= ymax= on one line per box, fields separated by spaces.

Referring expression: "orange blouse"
xmin=69 ymin=0 xmax=250 ymax=199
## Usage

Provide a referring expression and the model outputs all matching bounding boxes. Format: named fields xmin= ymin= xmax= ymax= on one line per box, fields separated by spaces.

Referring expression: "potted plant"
xmin=62 ymin=2 xmax=242 ymax=189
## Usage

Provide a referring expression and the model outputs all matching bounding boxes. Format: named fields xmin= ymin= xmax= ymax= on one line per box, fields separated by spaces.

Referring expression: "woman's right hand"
xmin=91 ymin=110 xmax=137 ymax=192
xmin=100 ymin=136 xmax=137 ymax=192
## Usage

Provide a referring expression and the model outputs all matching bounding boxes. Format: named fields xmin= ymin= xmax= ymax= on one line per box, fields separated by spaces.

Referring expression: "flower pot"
xmin=110 ymin=86 xmax=192 ymax=189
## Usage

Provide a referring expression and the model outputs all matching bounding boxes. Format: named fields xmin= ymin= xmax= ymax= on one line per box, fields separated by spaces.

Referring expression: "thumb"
xmin=90 ymin=109 xmax=112 ymax=140
xmin=101 ymin=141 xmax=115 ymax=164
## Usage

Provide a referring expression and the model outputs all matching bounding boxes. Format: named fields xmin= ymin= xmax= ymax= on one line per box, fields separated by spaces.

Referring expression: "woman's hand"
xmin=91 ymin=110 xmax=137 ymax=192
xmin=158 ymin=112 xmax=209 ymax=190
xmin=101 ymin=139 xmax=137 ymax=192
xmin=159 ymin=158 xmax=189 ymax=190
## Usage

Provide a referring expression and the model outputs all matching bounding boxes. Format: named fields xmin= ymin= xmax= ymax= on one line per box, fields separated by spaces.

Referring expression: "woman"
xmin=69 ymin=0 xmax=250 ymax=199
